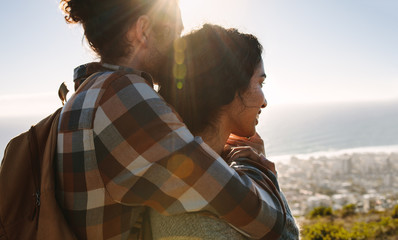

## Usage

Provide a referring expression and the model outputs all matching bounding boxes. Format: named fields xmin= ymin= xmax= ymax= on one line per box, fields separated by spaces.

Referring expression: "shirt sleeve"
xmin=231 ymin=158 xmax=280 ymax=192
xmin=93 ymin=74 xmax=286 ymax=239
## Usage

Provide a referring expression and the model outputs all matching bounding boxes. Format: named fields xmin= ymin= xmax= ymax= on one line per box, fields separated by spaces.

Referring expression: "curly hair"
xmin=158 ymin=24 xmax=263 ymax=134
xmin=60 ymin=0 xmax=162 ymax=62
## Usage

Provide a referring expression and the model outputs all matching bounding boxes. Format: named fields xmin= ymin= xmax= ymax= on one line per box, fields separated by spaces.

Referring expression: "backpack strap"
xmin=28 ymin=126 xmax=41 ymax=228
xmin=27 ymin=82 xmax=68 ymax=228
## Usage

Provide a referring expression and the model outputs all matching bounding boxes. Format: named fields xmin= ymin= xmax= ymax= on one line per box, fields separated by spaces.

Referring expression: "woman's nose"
xmin=261 ymin=99 xmax=267 ymax=108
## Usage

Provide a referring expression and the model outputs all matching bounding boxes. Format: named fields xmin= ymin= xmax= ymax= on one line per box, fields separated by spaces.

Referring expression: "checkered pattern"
xmin=56 ymin=66 xmax=286 ymax=239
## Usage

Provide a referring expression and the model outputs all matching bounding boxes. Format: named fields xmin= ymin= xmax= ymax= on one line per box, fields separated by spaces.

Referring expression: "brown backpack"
xmin=0 ymin=91 xmax=76 ymax=239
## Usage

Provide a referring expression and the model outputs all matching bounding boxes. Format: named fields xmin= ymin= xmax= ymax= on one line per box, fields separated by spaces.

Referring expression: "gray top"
xmin=148 ymin=159 xmax=300 ymax=239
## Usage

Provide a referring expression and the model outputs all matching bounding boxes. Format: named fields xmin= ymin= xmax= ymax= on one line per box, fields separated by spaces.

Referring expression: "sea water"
xmin=258 ymin=100 xmax=398 ymax=159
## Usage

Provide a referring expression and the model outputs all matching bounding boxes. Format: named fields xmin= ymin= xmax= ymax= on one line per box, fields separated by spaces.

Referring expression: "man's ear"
xmin=129 ymin=15 xmax=152 ymax=47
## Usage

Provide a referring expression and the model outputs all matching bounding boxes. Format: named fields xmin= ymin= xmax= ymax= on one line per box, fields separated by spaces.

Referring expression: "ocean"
xmin=1 ymin=100 xmax=398 ymax=162
xmin=258 ymin=100 xmax=398 ymax=159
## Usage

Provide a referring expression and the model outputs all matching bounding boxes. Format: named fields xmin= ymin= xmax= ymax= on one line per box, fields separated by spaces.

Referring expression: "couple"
xmin=58 ymin=0 xmax=299 ymax=239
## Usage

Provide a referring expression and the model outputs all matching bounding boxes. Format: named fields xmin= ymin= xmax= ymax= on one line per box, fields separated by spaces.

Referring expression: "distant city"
xmin=277 ymin=152 xmax=398 ymax=216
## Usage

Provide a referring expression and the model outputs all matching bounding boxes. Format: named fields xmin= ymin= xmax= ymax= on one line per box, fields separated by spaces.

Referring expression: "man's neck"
xmin=110 ymin=44 xmax=145 ymax=71
xmin=112 ymin=55 xmax=142 ymax=71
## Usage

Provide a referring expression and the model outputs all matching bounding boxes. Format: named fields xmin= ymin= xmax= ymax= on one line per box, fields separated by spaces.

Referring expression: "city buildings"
xmin=277 ymin=152 xmax=398 ymax=216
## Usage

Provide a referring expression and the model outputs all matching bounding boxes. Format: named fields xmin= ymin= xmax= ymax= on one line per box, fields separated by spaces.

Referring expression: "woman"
xmin=154 ymin=24 xmax=300 ymax=239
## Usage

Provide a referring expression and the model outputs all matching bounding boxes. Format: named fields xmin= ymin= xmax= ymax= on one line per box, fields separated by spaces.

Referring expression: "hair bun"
xmin=60 ymin=0 xmax=97 ymax=24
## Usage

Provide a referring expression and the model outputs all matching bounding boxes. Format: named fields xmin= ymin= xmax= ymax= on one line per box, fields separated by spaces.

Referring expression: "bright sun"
xmin=179 ymin=0 xmax=247 ymax=34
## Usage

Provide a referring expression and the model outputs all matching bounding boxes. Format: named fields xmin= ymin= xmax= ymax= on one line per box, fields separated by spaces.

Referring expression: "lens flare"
xmin=173 ymin=38 xmax=187 ymax=89
xmin=173 ymin=64 xmax=187 ymax=80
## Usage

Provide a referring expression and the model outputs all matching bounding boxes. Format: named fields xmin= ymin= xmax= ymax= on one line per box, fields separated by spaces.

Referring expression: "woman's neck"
xmin=196 ymin=117 xmax=231 ymax=155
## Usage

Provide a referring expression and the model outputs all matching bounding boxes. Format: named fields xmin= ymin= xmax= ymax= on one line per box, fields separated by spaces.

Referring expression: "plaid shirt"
xmin=56 ymin=64 xmax=286 ymax=240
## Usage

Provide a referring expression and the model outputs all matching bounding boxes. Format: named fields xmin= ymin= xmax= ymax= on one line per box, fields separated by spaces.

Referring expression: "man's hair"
xmin=159 ymin=24 xmax=263 ymax=134
xmin=60 ymin=0 xmax=170 ymax=63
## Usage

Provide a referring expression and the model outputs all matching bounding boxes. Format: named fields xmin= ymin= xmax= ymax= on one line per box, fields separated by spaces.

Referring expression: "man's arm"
xmin=231 ymin=158 xmax=299 ymax=239
xmin=93 ymin=73 xmax=286 ymax=239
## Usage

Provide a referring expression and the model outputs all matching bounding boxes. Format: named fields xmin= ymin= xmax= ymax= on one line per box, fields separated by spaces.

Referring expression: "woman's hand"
xmin=224 ymin=146 xmax=277 ymax=175
xmin=226 ymin=132 xmax=265 ymax=155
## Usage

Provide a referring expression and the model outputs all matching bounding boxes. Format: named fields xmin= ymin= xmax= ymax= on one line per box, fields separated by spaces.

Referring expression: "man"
xmin=58 ymin=0 xmax=286 ymax=239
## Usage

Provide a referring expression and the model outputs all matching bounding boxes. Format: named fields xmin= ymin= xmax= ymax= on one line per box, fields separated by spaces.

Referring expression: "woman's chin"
xmin=246 ymin=128 xmax=257 ymax=138
xmin=231 ymin=128 xmax=255 ymax=138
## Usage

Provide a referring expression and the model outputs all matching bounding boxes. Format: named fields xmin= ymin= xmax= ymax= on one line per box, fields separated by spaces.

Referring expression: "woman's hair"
xmin=60 ymin=0 xmax=163 ymax=62
xmin=159 ymin=24 xmax=263 ymax=134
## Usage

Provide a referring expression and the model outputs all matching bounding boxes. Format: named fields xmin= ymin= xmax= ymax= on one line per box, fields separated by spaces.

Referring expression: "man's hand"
xmin=226 ymin=132 xmax=265 ymax=155
xmin=223 ymin=132 xmax=277 ymax=175
xmin=225 ymin=146 xmax=277 ymax=175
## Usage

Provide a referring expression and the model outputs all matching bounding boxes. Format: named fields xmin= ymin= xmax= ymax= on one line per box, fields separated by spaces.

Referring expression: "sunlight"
xmin=179 ymin=0 xmax=249 ymax=34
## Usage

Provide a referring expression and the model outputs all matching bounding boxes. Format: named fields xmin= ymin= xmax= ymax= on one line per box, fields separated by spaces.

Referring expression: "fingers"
xmin=226 ymin=146 xmax=251 ymax=159
xmin=227 ymin=139 xmax=263 ymax=147
xmin=228 ymin=144 xmax=264 ymax=156
xmin=227 ymin=147 xmax=260 ymax=163
xmin=227 ymin=138 xmax=263 ymax=146
xmin=227 ymin=133 xmax=264 ymax=146
xmin=228 ymin=134 xmax=247 ymax=141
xmin=226 ymin=139 xmax=265 ymax=155
xmin=225 ymin=146 xmax=277 ymax=175
xmin=226 ymin=139 xmax=251 ymax=147
xmin=226 ymin=132 xmax=266 ymax=155
xmin=223 ymin=144 xmax=232 ymax=152
xmin=228 ymin=132 xmax=263 ymax=143
xmin=221 ymin=144 xmax=233 ymax=161
xmin=226 ymin=133 xmax=277 ymax=175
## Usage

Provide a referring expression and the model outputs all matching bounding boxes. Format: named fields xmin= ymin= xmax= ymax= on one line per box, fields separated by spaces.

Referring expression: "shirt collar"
xmin=73 ymin=62 xmax=154 ymax=88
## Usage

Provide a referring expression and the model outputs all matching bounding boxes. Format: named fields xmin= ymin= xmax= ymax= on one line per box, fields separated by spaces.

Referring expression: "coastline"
xmin=270 ymin=144 xmax=398 ymax=163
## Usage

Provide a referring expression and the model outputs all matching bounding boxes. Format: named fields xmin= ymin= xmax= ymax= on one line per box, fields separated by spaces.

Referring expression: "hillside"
xmin=299 ymin=205 xmax=398 ymax=239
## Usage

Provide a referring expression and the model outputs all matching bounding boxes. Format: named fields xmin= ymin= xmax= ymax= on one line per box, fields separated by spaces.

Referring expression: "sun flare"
xmin=179 ymin=0 xmax=249 ymax=34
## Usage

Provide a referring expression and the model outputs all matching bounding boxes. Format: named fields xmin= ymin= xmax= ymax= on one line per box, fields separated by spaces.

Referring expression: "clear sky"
xmin=0 ymin=0 xmax=397 ymax=118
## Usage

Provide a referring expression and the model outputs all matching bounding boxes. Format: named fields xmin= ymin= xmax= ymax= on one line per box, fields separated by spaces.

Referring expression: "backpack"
xmin=0 ymin=86 xmax=76 ymax=239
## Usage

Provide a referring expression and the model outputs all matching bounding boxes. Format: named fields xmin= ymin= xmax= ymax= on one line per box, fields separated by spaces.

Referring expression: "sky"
xmin=0 ymin=0 xmax=397 ymax=119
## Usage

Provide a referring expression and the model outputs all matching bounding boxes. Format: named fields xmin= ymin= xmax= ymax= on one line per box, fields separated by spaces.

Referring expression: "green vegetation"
xmin=302 ymin=223 xmax=350 ymax=240
xmin=308 ymin=206 xmax=333 ymax=218
xmin=392 ymin=204 xmax=398 ymax=219
xmin=301 ymin=205 xmax=398 ymax=240
xmin=341 ymin=203 xmax=356 ymax=217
